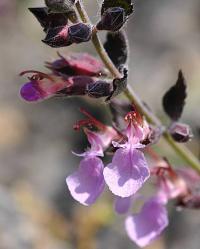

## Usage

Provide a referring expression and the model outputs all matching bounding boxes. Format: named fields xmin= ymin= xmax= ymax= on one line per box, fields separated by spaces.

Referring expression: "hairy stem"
xmin=75 ymin=0 xmax=200 ymax=172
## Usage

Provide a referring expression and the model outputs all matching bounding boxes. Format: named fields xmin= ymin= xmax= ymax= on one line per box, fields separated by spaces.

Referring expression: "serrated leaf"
xmin=101 ymin=0 xmax=133 ymax=17
xmin=162 ymin=70 xmax=187 ymax=121
xmin=104 ymin=31 xmax=128 ymax=69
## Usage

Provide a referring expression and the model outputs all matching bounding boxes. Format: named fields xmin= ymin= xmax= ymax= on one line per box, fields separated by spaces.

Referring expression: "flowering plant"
xmin=20 ymin=0 xmax=200 ymax=247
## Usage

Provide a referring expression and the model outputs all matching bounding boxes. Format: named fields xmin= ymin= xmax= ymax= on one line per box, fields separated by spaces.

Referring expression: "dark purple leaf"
xmin=106 ymin=67 xmax=128 ymax=101
xmin=162 ymin=70 xmax=187 ymax=121
xmin=104 ymin=31 xmax=128 ymax=69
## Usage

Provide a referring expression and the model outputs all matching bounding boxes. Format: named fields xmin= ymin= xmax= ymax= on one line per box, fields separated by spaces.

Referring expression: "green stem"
xmin=75 ymin=1 xmax=200 ymax=173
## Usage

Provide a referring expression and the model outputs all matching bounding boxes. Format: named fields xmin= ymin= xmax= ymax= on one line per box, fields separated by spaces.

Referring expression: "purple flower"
xmin=66 ymin=110 xmax=118 ymax=205
xmin=20 ymin=71 xmax=70 ymax=102
xmin=66 ymin=156 xmax=105 ymax=206
xmin=125 ymin=196 xmax=168 ymax=247
xmin=125 ymin=162 xmax=199 ymax=247
xmin=104 ymin=148 xmax=149 ymax=197
xmin=104 ymin=113 xmax=150 ymax=197
xmin=19 ymin=53 xmax=110 ymax=102
xmin=66 ymin=110 xmax=151 ymax=207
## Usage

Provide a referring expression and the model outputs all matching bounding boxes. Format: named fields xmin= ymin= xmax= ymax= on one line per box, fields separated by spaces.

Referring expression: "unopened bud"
xmin=68 ymin=23 xmax=92 ymax=43
xmin=42 ymin=25 xmax=72 ymax=47
xmin=169 ymin=122 xmax=193 ymax=143
xmin=96 ymin=7 xmax=126 ymax=32
xmin=87 ymin=81 xmax=112 ymax=98
xmin=29 ymin=7 xmax=69 ymax=32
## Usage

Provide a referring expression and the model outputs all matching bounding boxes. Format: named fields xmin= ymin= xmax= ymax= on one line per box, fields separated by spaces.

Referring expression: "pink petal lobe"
xmin=125 ymin=197 xmax=168 ymax=247
xmin=104 ymin=148 xmax=150 ymax=197
xmin=66 ymin=157 xmax=105 ymax=206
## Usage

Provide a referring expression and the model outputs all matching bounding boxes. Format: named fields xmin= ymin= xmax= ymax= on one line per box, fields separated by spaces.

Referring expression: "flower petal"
xmin=20 ymin=82 xmax=43 ymax=102
xmin=114 ymin=196 xmax=131 ymax=214
xmin=73 ymin=129 xmax=104 ymax=157
xmin=47 ymin=53 xmax=105 ymax=77
xmin=66 ymin=157 xmax=105 ymax=206
xmin=20 ymin=75 xmax=71 ymax=102
xmin=125 ymin=197 xmax=168 ymax=247
xmin=104 ymin=148 xmax=150 ymax=197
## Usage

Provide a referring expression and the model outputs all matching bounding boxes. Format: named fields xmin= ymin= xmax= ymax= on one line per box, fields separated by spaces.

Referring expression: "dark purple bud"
xmin=169 ymin=122 xmax=193 ymax=143
xmin=42 ymin=25 xmax=72 ymax=47
xmin=45 ymin=0 xmax=76 ymax=13
xmin=57 ymin=76 xmax=95 ymax=96
xmin=68 ymin=23 xmax=92 ymax=43
xmin=29 ymin=7 xmax=68 ymax=32
xmin=86 ymin=80 xmax=112 ymax=98
xmin=96 ymin=7 xmax=126 ymax=32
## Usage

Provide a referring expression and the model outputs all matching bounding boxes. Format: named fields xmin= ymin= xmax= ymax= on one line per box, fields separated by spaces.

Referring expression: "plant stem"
xmin=75 ymin=1 xmax=200 ymax=173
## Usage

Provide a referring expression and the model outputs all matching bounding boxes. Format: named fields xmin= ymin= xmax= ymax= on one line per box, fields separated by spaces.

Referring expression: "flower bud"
xmin=29 ymin=7 xmax=68 ymax=32
xmin=63 ymin=76 xmax=95 ymax=96
xmin=96 ymin=7 xmax=126 ymax=32
xmin=45 ymin=0 xmax=76 ymax=13
xmin=86 ymin=80 xmax=112 ymax=98
xmin=169 ymin=122 xmax=193 ymax=143
xmin=42 ymin=25 xmax=72 ymax=47
xmin=68 ymin=23 xmax=92 ymax=43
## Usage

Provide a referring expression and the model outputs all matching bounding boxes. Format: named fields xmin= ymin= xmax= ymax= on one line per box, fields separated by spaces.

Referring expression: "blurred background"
xmin=0 ymin=0 xmax=200 ymax=248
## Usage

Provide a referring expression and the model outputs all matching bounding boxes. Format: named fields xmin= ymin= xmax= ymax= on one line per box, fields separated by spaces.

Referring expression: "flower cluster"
xmin=19 ymin=0 xmax=200 ymax=248
xmin=66 ymin=108 xmax=150 ymax=206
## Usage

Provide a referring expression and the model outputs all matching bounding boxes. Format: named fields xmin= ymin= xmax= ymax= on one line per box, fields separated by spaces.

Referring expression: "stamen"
xmin=124 ymin=107 xmax=143 ymax=126
xmin=79 ymin=108 xmax=107 ymax=131
xmin=19 ymin=70 xmax=55 ymax=81
xmin=73 ymin=119 xmax=94 ymax=131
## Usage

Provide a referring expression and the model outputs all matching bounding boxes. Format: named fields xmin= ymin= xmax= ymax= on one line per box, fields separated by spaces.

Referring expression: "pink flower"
xmin=19 ymin=53 xmax=110 ymax=102
xmin=103 ymin=111 xmax=150 ymax=197
xmin=66 ymin=110 xmax=118 ymax=206
xmin=125 ymin=196 xmax=168 ymax=247
xmin=125 ymin=162 xmax=200 ymax=247
xmin=66 ymin=156 xmax=105 ymax=206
